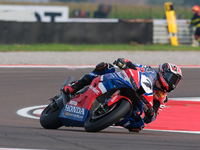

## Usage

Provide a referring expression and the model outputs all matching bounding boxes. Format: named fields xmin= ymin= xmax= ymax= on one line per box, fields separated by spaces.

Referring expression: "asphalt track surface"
xmin=0 ymin=67 xmax=200 ymax=150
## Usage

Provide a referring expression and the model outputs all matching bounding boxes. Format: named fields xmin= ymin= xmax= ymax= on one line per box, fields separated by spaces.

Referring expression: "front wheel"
xmin=40 ymin=101 xmax=63 ymax=129
xmin=84 ymin=99 xmax=131 ymax=132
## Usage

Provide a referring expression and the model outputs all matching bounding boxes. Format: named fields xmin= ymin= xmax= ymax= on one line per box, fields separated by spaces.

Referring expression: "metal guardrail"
xmin=153 ymin=19 xmax=196 ymax=45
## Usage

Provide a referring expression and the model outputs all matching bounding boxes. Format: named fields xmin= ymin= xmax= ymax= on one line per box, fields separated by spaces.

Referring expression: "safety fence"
xmin=153 ymin=19 xmax=195 ymax=45
xmin=0 ymin=19 xmax=195 ymax=45
xmin=0 ymin=20 xmax=152 ymax=44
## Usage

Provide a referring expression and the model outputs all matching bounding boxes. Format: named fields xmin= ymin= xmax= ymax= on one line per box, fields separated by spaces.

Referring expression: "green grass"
xmin=0 ymin=44 xmax=199 ymax=52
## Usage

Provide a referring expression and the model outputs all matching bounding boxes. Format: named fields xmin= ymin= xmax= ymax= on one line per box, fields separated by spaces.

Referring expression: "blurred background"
xmin=0 ymin=0 xmax=198 ymax=46
xmin=0 ymin=0 xmax=199 ymax=19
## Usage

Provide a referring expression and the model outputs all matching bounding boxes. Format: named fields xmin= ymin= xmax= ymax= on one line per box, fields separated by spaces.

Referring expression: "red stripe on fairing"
xmin=125 ymin=69 xmax=140 ymax=88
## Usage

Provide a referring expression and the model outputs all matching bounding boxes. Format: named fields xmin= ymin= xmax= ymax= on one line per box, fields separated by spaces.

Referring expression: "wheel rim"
xmin=90 ymin=103 xmax=117 ymax=121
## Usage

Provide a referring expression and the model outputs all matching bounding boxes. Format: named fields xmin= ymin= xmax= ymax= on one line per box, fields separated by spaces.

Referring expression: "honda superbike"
xmin=40 ymin=68 xmax=152 ymax=132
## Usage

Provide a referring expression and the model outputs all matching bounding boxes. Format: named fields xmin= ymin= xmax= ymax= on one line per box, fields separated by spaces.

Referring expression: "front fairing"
xmin=100 ymin=69 xmax=155 ymax=102
xmin=100 ymin=69 xmax=155 ymax=91
xmin=100 ymin=70 xmax=134 ymax=90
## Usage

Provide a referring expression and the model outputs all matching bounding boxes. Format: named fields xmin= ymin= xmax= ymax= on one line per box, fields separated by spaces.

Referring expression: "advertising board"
xmin=0 ymin=5 xmax=69 ymax=22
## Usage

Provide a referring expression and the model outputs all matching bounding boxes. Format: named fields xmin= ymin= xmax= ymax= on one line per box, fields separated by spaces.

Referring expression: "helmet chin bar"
xmin=167 ymin=83 xmax=174 ymax=93
xmin=157 ymin=72 xmax=169 ymax=92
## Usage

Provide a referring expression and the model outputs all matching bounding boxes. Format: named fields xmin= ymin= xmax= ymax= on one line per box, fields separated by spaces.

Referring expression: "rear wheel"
xmin=40 ymin=101 xmax=63 ymax=129
xmin=84 ymin=99 xmax=131 ymax=132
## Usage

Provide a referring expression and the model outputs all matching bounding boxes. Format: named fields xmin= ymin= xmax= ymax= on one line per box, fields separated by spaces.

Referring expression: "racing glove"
xmin=113 ymin=58 xmax=128 ymax=70
xmin=144 ymin=108 xmax=156 ymax=124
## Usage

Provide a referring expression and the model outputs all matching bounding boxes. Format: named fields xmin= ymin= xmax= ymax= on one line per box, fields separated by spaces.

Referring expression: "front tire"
xmin=40 ymin=101 xmax=63 ymax=129
xmin=84 ymin=99 xmax=131 ymax=132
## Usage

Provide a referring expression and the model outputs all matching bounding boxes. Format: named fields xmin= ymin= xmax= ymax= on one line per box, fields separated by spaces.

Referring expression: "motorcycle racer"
xmin=62 ymin=58 xmax=182 ymax=132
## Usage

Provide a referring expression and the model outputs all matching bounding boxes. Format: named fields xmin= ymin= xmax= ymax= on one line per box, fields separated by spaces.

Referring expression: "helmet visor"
xmin=164 ymin=72 xmax=181 ymax=88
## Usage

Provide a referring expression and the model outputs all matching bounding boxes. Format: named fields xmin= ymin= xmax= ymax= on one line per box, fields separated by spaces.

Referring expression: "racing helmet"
xmin=192 ymin=5 xmax=200 ymax=13
xmin=158 ymin=63 xmax=182 ymax=92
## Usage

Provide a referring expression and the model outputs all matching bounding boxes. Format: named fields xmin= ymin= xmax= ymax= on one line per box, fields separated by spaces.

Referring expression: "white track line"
xmin=169 ymin=97 xmax=200 ymax=101
xmin=143 ymin=129 xmax=200 ymax=134
xmin=17 ymin=105 xmax=47 ymax=119
xmin=111 ymin=126 xmax=200 ymax=134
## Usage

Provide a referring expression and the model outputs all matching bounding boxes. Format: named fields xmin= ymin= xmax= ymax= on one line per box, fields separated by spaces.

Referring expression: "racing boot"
xmin=128 ymin=126 xmax=144 ymax=133
xmin=63 ymin=74 xmax=91 ymax=95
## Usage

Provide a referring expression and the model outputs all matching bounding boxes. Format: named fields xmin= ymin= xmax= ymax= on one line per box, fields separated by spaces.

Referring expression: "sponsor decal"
xmin=67 ymin=113 xmax=84 ymax=119
xmin=69 ymin=100 xmax=78 ymax=106
xmin=89 ymin=85 xmax=100 ymax=95
xmin=65 ymin=105 xmax=85 ymax=116
xmin=110 ymin=95 xmax=117 ymax=103
xmin=154 ymin=93 xmax=160 ymax=99
xmin=105 ymin=73 xmax=112 ymax=78
xmin=120 ymin=72 xmax=126 ymax=78
xmin=65 ymin=112 xmax=70 ymax=116
xmin=158 ymin=91 xmax=164 ymax=98
xmin=123 ymin=121 xmax=130 ymax=127
xmin=89 ymin=72 xmax=98 ymax=78
xmin=116 ymin=72 xmax=125 ymax=79
xmin=0 ymin=5 xmax=69 ymax=22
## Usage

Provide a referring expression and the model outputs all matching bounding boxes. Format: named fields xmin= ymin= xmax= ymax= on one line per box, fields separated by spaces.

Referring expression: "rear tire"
xmin=40 ymin=101 xmax=63 ymax=129
xmin=84 ymin=99 xmax=131 ymax=132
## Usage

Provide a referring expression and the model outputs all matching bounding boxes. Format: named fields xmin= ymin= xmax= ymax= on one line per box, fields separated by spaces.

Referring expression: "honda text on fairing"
xmin=40 ymin=67 xmax=154 ymax=132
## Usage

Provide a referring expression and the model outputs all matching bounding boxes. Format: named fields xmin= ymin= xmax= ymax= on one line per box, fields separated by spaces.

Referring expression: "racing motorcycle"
xmin=40 ymin=68 xmax=152 ymax=132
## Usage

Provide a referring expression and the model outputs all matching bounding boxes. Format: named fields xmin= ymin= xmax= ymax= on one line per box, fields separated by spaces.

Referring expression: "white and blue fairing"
xmin=99 ymin=71 xmax=133 ymax=92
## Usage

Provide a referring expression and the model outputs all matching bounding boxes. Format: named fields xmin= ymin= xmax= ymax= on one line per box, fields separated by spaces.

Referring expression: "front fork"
xmin=93 ymin=90 xmax=133 ymax=118
xmin=106 ymin=90 xmax=133 ymax=107
xmin=114 ymin=101 xmax=145 ymax=130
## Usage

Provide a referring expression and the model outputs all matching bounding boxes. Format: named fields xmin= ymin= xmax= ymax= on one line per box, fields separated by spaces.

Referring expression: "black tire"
xmin=84 ymin=99 xmax=131 ymax=132
xmin=40 ymin=101 xmax=63 ymax=129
